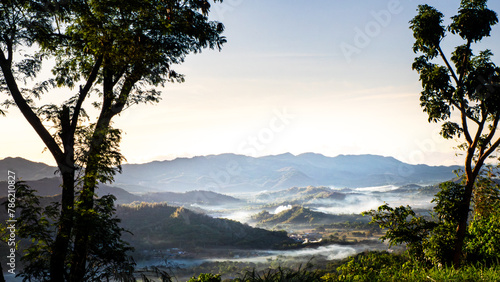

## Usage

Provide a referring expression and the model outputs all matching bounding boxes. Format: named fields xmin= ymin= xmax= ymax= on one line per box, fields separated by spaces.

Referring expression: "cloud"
xmin=274 ymin=205 xmax=293 ymax=214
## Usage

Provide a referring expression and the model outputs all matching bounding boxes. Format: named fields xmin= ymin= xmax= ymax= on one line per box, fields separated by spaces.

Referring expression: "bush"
xmin=333 ymin=251 xmax=407 ymax=281
xmin=188 ymin=273 xmax=222 ymax=282
xmin=466 ymin=209 xmax=500 ymax=265
xmin=233 ymin=265 xmax=322 ymax=282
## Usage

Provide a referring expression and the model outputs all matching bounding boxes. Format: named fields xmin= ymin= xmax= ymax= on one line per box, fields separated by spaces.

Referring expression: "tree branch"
xmin=2 ymin=34 xmax=13 ymax=65
xmin=70 ymin=55 xmax=103 ymax=135
xmin=438 ymin=46 xmax=460 ymax=86
xmin=111 ymin=70 xmax=141 ymax=116
xmin=480 ymin=115 xmax=499 ymax=157
xmin=111 ymin=67 xmax=127 ymax=86
xmin=472 ymin=114 xmax=487 ymax=152
xmin=465 ymin=113 xmax=487 ymax=179
xmin=480 ymin=135 xmax=500 ymax=164
xmin=437 ymin=44 xmax=477 ymax=143
xmin=461 ymin=104 xmax=473 ymax=145
xmin=0 ymin=50 xmax=65 ymax=163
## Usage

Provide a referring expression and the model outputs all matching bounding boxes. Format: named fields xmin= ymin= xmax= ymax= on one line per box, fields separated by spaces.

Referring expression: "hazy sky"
xmin=2 ymin=0 xmax=500 ymax=166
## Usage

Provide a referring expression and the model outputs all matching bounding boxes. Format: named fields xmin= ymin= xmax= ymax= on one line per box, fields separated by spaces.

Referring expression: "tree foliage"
xmin=188 ymin=273 xmax=222 ymax=282
xmin=233 ymin=265 xmax=322 ymax=282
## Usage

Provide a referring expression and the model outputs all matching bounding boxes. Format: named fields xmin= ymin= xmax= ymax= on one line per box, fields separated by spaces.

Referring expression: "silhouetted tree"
xmin=0 ymin=0 xmax=225 ymax=280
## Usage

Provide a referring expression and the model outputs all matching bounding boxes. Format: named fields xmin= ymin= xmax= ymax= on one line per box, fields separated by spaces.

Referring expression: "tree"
xmin=364 ymin=181 xmax=468 ymax=266
xmin=0 ymin=0 xmax=225 ymax=280
xmin=0 ymin=2 xmax=78 ymax=279
xmin=362 ymin=204 xmax=435 ymax=264
xmin=409 ymin=0 xmax=500 ymax=267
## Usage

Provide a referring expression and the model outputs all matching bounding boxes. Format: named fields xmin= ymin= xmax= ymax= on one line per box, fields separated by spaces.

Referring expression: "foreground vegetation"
xmin=321 ymin=251 xmax=500 ymax=282
xmin=150 ymin=251 xmax=500 ymax=281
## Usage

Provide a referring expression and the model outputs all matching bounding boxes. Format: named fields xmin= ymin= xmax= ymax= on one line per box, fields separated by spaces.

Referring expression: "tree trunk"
xmin=69 ymin=118 xmax=112 ymax=282
xmin=2 ymin=52 xmax=77 ymax=281
xmin=452 ymin=178 xmax=474 ymax=268
xmin=452 ymin=148 xmax=486 ymax=268
xmin=69 ymin=65 xmax=136 ymax=280
xmin=50 ymin=168 xmax=75 ymax=282
xmin=69 ymin=166 xmax=97 ymax=281
xmin=0 ymin=264 xmax=6 ymax=282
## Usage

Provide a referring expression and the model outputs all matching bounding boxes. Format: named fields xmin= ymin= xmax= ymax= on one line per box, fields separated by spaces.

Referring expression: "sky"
xmin=2 ymin=0 xmax=500 ymax=166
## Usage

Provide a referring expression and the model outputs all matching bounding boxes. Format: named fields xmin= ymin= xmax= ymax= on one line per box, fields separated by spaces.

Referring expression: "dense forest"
xmin=117 ymin=203 xmax=293 ymax=252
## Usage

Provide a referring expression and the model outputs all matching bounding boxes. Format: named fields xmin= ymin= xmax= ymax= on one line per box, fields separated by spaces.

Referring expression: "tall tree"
xmin=0 ymin=0 xmax=225 ymax=280
xmin=0 ymin=1 xmax=80 ymax=279
xmin=409 ymin=0 xmax=500 ymax=268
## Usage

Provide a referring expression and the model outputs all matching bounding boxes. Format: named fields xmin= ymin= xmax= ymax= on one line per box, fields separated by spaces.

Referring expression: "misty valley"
xmin=115 ymin=186 xmax=425 ymax=280
xmin=0 ymin=154 xmax=454 ymax=280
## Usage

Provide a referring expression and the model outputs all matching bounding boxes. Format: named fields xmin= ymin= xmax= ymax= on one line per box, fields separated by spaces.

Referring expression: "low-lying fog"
xmin=208 ymin=244 xmax=367 ymax=263
xmin=135 ymin=244 xmax=380 ymax=269
xmin=193 ymin=184 xmax=435 ymax=224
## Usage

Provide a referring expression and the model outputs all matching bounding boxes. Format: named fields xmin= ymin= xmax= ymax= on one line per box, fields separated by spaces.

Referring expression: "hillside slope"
xmin=251 ymin=206 xmax=367 ymax=227
xmin=117 ymin=203 xmax=293 ymax=250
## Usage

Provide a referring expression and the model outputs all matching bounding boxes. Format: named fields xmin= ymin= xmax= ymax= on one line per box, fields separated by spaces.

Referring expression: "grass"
xmin=320 ymin=251 xmax=500 ymax=282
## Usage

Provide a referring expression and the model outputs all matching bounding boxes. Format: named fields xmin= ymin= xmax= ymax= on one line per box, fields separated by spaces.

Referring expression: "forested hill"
xmin=116 ymin=203 xmax=294 ymax=251
xmin=251 ymin=206 xmax=365 ymax=227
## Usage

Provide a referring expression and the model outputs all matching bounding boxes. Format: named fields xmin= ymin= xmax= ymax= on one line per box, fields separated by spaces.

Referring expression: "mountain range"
xmin=0 ymin=176 xmax=141 ymax=204
xmin=0 ymin=153 xmax=460 ymax=193
xmin=0 ymin=157 xmax=57 ymax=180
xmin=0 ymin=176 xmax=242 ymax=206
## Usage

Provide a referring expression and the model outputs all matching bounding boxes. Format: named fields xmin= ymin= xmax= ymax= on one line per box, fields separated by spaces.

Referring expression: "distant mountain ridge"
xmin=0 ymin=153 xmax=461 ymax=193
xmin=0 ymin=177 xmax=141 ymax=204
xmin=0 ymin=177 xmax=242 ymax=206
xmin=114 ymin=153 xmax=460 ymax=193
xmin=0 ymin=157 xmax=57 ymax=181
